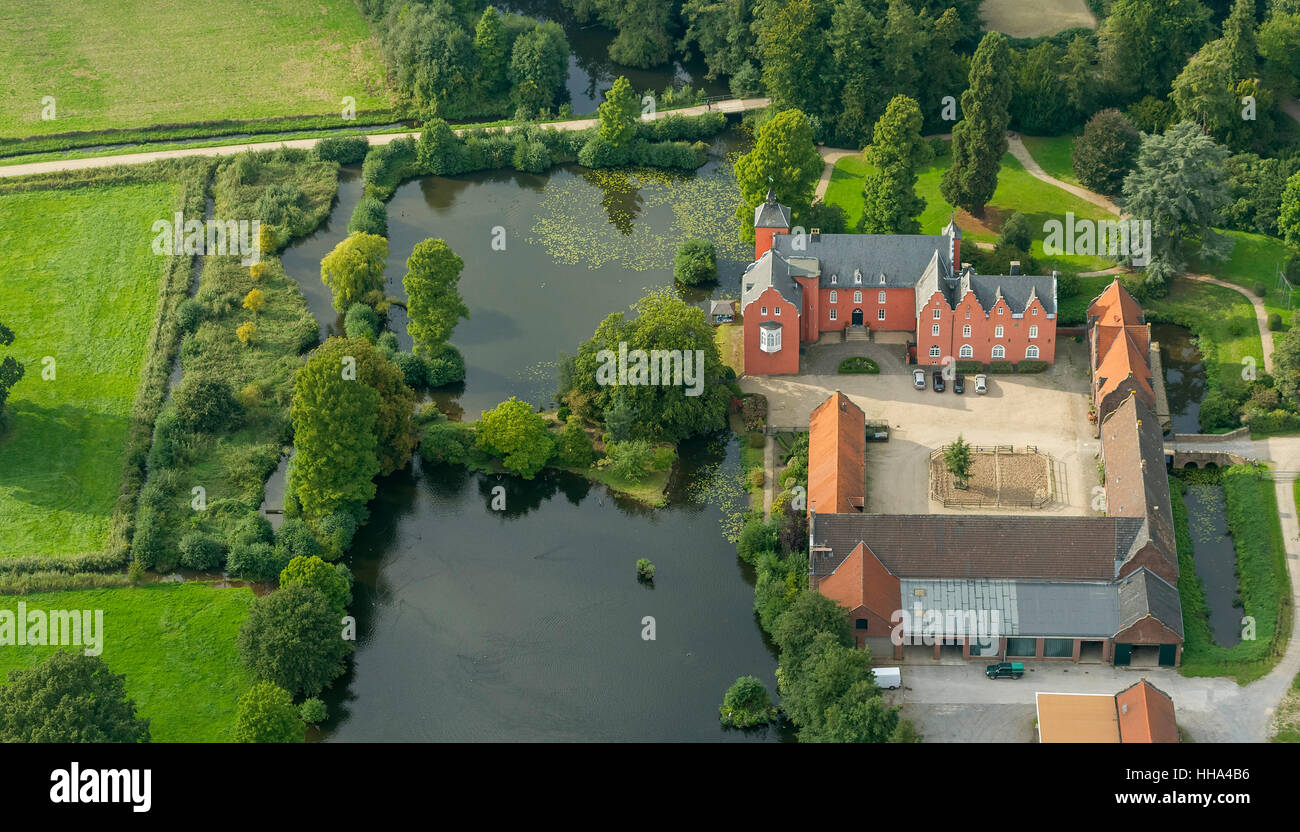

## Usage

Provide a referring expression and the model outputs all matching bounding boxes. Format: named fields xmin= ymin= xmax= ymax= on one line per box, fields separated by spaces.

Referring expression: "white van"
xmin=872 ymin=667 xmax=901 ymax=690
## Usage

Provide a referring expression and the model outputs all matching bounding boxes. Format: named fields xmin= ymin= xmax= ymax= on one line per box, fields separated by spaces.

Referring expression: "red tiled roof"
xmin=808 ymin=392 xmax=865 ymax=515
xmin=1117 ymin=679 xmax=1178 ymax=743
xmin=1096 ymin=329 xmax=1155 ymax=404
xmin=1088 ymin=279 xmax=1144 ymax=327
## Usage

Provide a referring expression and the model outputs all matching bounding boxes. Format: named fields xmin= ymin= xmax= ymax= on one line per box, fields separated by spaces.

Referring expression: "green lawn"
xmin=0 ymin=182 xmax=179 ymax=557
xmin=1193 ymin=230 xmax=1299 ymax=334
xmin=1173 ymin=469 xmax=1291 ymax=684
xmin=823 ymin=148 xmax=1114 ymax=274
xmin=0 ymin=0 xmax=391 ymax=138
xmin=0 ymin=583 xmax=256 ymax=741
xmin=1143 ymin=278 xmax=1263 ymax=397
xmin=1019 ymin=134 xmax=1079 ymax=185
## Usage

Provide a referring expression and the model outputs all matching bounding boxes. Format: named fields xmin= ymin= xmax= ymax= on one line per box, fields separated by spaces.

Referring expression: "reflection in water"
xmin=1155 ymin=323 xmax=1206 ymax=434
xmin=1182 ymin=482 xmax=1242 ymax=647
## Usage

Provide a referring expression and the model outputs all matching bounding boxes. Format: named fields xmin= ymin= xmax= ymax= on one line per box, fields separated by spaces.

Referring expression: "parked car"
xmin=985 ymin=661 xmax=1024 ymax=679
xmin=974 ymin=374 xmax=988 ymax=395
xmin=872 ymin=667 xmax=901 ymax=690
xmin=865 ymin=420 xmax=890 ymax=442
xmin=931 ymin=369 xmax=944 ymax=392
xmin=953 ymin=373 xmax=966 ymax=394
xmin=912 ymin=368 xmax=926 ymax=389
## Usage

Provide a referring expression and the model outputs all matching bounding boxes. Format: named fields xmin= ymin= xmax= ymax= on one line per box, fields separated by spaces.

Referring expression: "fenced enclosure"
xmin=929 ymin=445 xmax=1057 ymax=509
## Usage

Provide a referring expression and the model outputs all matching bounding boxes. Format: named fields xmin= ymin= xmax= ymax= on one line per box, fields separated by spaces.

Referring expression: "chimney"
xmin=811 ymin=228 xmax=820 ymax=242
xmin=1009 ymin=261 xmax=1020 ymax=276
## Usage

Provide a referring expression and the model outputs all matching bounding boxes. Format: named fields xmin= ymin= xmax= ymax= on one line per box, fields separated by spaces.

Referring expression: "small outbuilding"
xmin=709 ymin=299 xmax=735 ymax=324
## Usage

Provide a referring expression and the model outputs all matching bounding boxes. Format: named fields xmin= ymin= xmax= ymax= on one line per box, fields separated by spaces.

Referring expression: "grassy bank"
xmin=0 ymin=0 xmax=391 ymax=139
xmin=1143 ymin=278 xmax=1263 ymax=402
xmin=0 ymin=583 xmax=255 ymax=741
xmin=0 ymin=180 xmax=180 ymax=557
xmin=1172 ymin=468 xmax=1291 ymax=683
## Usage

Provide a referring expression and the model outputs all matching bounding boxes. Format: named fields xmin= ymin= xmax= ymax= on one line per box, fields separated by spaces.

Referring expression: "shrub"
xmin=343 ymin=302 xmax=380 ymax=342
xmin=719 ymin=675 xmax=777 ymax=728
xmin=512 ymin=139 xmax=552 ymax=173
xmin=1198 ymin=390 xmax=1240 ymax=432
xmin=234 ymin=682 xmax=304 ymax=742
xmin=377 ymin=331 xmax=400 ymax=356
xmin=748 ymin=468 xmax=765 ymax=489
xmin=1255 ymin=283 xmax=1267 ymax=298
xmin=636 ymin=558 xmax=655 ymax=581
xmin=673 ymin=239 xmax=718 ymax=285
xmin=419 ymin=421 xmax=475 ymax=466
xmin=291 ymin=316 xmax=320 ymax=354
xmin=348 ymin=195 xmax=388 ymax=237
xmin=178 ymin=532 xmax=225 ymax=571
xmin=314 ymin=134 xmax=370 ymax=165
xmin=747 ymin=432 xmax=765 ymax=449
xmin=606 ymin=439 xmax=652 ymax=482
xmin=736 ymin=516 xmax=779 ymax=565
xmin=279 ymin=555 xmax=352 ymax=613
xmin=129 ymin=507 xmax=172 ymax=572
xmin=1016 ymin=360 xmax=1049 ymax=373
xmin=255 ymin=183 xmax=307 ymax=229
xmin=740 ymin=395 xmax=768 ymax=431
xmin=837 ymin=357 xmax=879 ymax=374
xmin=300 ymin=698 xmax=328 ymax=725
xmin=176 ymin=297 xmax=203 ymax=334
xmin=317 ymin=511 xmax=359 ymax=559
xmin=173 ymin=374 xmax=243 ymax=433
xmin=227 ymin=542 xmax=287 ymax=582
xmin=274 ymin=517 xmax=325 ymax=562
xmin=1072 ymin=108 xmax=1141 ymax=195
xmin=249 ymin=261 xmax=269 ymax=281
xmin=1269 ymin=312 xmax=1283 ymax=331
xmin=987 ymin=361 xmax=1016 ymax=374
xmin=554 ymin=419 xmax=596 ymax=468
xmin=391 ymin=351 xmax=428 ymax=389
xmin=237 ymin=584 xmax=353 ymax=698
xmin=425 ymin=344 xmax=466 ymax=387
xmin=998 ymin=212 xmax=1032 ymax=251
xmin=237 ymin=321 xmax=257 ymax=344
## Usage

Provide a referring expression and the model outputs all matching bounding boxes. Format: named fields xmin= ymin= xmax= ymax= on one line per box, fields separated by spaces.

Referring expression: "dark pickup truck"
xmin=985 ymin=662 xmax=1025 ymax=679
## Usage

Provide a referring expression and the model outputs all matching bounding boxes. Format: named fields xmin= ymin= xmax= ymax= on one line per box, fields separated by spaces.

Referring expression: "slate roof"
xmin=770 ymin=231 xmax=953 ymax=290
xmin=964 ymin=273 xmax=1058 ymax=317
xmin=740 ymin=249 xmax=802 ymax=313
xmin=1101 ymin=394 xmax=1176 ymax=568
xmin=1116 ymin=567 xmax=1184 ymax=637
xmin=810 ymin=513 xmax=1145 ymax=581
xmin=754 ymin=190 xmax=792 ymax=229
xmin=898 ymin=578 xmax=1121 ymax=639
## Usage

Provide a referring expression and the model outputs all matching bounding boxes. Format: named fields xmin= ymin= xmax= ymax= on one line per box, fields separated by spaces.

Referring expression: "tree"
xmin=508 ymin=21 xmax=570 ymax=116
xmin=680 ymin=0 xmax=757 ymax=81
xmin=828 ymin=0 xmax=885 ymax=145
xmin=344 ymin=301 xmax=380 ymax=342
xmin=719 ymin=675 xmax=778 ymax=727
xmin=0 ymin=652 xmax=149 ymax=742
xmin=756 ymin=0 xmax=834 ymax=120
xmin=771 ymin=590 xmax=853 ymax=673
xmin=234 ymin=681 xmax=304 ymax=743
xmin=173 ymin=373 xmax=242 ymax=433
xmin=477 ymin=397 xmax=554 ymax=478
xmin=607 ymin=0 xmax=676 ymax=67
xmin=860 ymin=94 xmax=930 ymax=234
xmin=1259 ymin=11 xmax=1300 ymax=94
xmin=321 ymin=232 xmax=388 ymax=313
xmin=819 ymin=682 xmax=912 ymax=742
xmin=777 ymin=630 xmax=880 ymax=739
xmin=598 ymin=76 xmax=639 ymax=147
xmin=673 ymin=238 xmax=718 ymax=285
xmin=1221 ymin=0 xmax=1257 ymax=78
xmin=944 ymin=434 xmax=973 ymax=489
xmin=1121 ymin=121 xmax=1231 ymax=294
xmin=472 ymin=6 xmax=509 ymax=97
xmin=1281 ymin=170 xmax=1300 ymax=246
xmin=998 ymin=212 xmax=1032 ymax=251
xmin=290 ymin=339 xmax=381 ymax=518
xmin=1011 ymin=42 xmax=1070 ymax=135
xmin=1061 ymin=34 xmax=1099 ymax=120
xmin=606 ymin=439 xmax=653 ymax=482
xmin=0 ymin=318 xmax=24 ymax=417
xmin=1171 ymin=38 xmax=1240 ymax=140
xmin=941 ymin=32 xmax=1013 ymax=215
xmin=1099 ymin=0 xmax=1213 ymax=101
xmin=733 ymin=108 xmax=823 ymax=242
xmin=564 ymin=289 xmax=729 ymax=442
xmin=554 ymin=418 xmax=595 ymax=468
xmin=237 ymin=583 xmax=353 ymax=698
xmin=1271 ymin=317 xmax=1300 ymax=401
xmin=1071 ymin=109 xmax=1142 ymax=196
xmin=403 ymin=238 xmax=468 ymax=356
xmin=280 ymin=555 xmax=353 ymax=615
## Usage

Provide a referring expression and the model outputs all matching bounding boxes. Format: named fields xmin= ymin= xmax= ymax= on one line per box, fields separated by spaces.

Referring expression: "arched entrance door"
xmin=851 ymin=308 xmax=863 ymax=326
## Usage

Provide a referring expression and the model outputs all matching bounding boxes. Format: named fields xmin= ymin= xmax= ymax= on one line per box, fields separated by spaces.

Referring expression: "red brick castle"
xmin=741 ymin=191 xmax=1059 ymax=374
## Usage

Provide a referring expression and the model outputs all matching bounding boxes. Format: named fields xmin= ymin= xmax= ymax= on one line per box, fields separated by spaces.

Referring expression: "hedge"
xmin=314 ymin=134 xmax=371 ymax=165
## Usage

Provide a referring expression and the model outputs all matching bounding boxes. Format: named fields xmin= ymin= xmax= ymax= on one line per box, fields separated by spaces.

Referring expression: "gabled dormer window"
xmin=830 ymin=274 xmax=837 ymax=284
xmin=854 ymin=269 xmax=862 ymax=285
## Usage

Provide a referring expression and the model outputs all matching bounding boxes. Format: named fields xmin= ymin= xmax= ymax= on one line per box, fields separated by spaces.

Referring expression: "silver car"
xmin=913 ymin=368 xmax=926 ymax=389
xmin=974 ymin=374 xmax=988 ymax=394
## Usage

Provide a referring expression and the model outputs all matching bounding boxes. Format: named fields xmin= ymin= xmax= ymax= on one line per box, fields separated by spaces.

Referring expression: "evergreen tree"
xmin=756 ymin=0 xmax=834 ymax=119
xmin=1011 ymin=42 xmax=1070 ymax=135
xmin=860 ymin=95 xmax=930 ymax=234
xmin=598 ymin=76 xmax=639 ymax=147
xmin=1061 ymin=34 xmax=1099 ymax=120
xmin=1099 ymin=0 xmax=1213 ymax=101
xmin=941 ymin=32 xmax=1013 ymax=216
xmin=473 ymin=6 xmax=509 ymax=97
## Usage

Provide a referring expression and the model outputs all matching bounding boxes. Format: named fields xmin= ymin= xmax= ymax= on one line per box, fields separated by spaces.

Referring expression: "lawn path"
xmin=0 ymin=98 xmax=772 ymax=179
xmin=1005 ymin=133 xmax=1119 ymax=215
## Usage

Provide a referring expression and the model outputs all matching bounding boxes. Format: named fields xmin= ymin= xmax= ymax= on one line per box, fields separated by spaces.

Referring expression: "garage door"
xmin=1159 ymin=644 xmax=1177 ymax=667
xmin=1114 ymin=643 xmax=1132 ymax=666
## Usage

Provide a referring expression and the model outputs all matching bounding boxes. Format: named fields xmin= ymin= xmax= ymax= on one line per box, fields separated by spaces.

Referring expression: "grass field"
xmin=823 ymin=149 xmax=1115 ymax=275
xmin=0 ymin=0 xmax=391 ymax=138
xmin=980 ymin=0 xmax=1096 ymax=38
xmin=1143 ymin=278 xmax=1264 ymax=398
xmin=0 ymin=182 xmax=179 ymax=557
xmin=0 ymin=583 xmax=256 ymax=741
xmin=1193 ymin=230 xmax=1299 ymax=334
xmin=1173 ymin=469 xmax=1291 ymax=684
xmin=1019 ymin=134 xmax=1079 ymax=185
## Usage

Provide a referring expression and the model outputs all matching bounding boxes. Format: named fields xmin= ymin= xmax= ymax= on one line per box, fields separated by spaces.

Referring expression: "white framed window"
xmin=760 ymin=327 xmax=782 ymax=353
xmin=1031 ymin=306 xmax=1038 ymax=315
xmin=997 ymin=306 xmax=1004 ymax=315
xmin=995 ymin=325 xmax=1004 ymax=338
xmin=1026 ymin=345 xmax=1040 ymax=359
xmin=959 ymin=344 xmax=973 ymax=358
xmin=829 ymin=290 xmax=838 ymax=303
xmin=964 ymin=310 xmax=970 ymax=319
xmin=932 ymin=324 xmax=941 ymax=336
xmin=831 ymin=274 xmax=838 ymax=284
xmin=775 ymin=306 xmax=782 ymax=316
xmin=992 ymin=344 xmax=1005 ymax=359
xmin=854 ymin=291 xmax=862 ymax=303
xmin=761 ymin=306 xmax=767 ymax=315
xmin=1029 ymin=325 xmax=1038 ymax=338
xmin=929 ymin=346 xmax=941 ymax=357
xmin=829 ymin=308 xmax=837 ymax=321
xmin=877 ymin=291 xmax=886 ymax=303
xmin=933 ymin=308 xmax=941 ymax=319
xmin=962 ymin=324 xmax=971 ymax=337
xmin=877 ymin=308 xmax=886 ymax=320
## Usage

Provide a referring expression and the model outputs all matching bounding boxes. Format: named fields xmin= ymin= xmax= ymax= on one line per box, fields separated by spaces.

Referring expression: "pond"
xmin=1154 ymin=323 xmax=1206 ymax=434
xmin=1181 ymin=481 xmax=1242 ymax=648
xmin=278 ymin=130 xmax=789 ymax=740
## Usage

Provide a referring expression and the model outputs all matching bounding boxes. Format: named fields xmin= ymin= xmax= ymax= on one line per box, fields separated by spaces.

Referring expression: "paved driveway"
xmin=742 ymin=340 xmax=1100 ymax=516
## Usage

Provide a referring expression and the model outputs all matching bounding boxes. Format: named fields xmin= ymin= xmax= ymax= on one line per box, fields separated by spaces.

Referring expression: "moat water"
xmin=278 ymin=130 xmax=788 ymax=740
